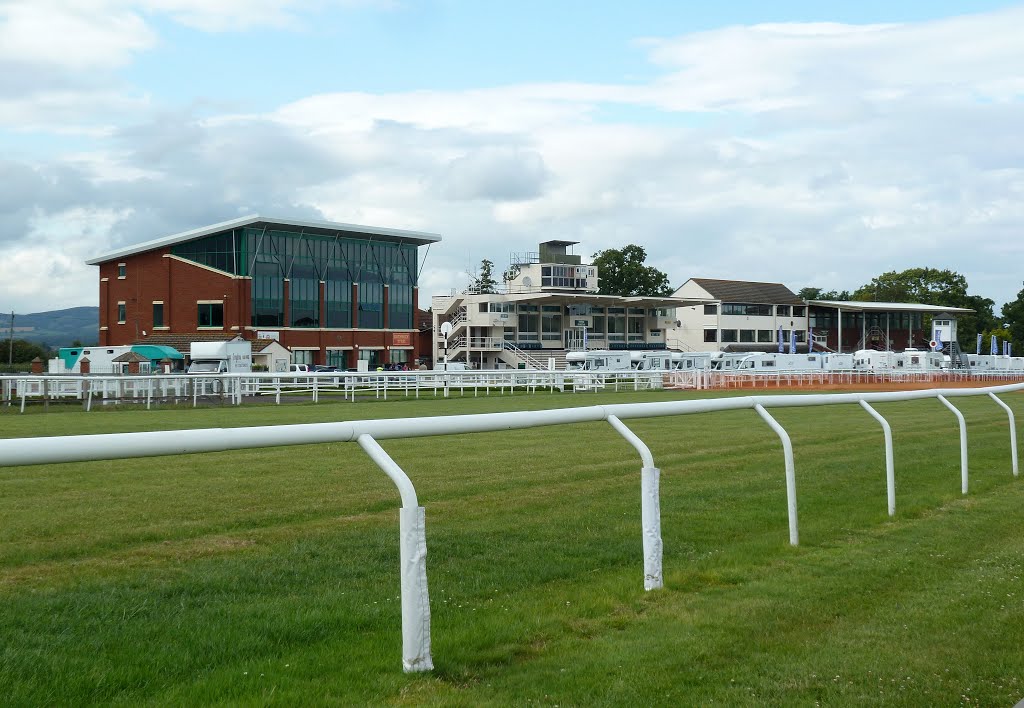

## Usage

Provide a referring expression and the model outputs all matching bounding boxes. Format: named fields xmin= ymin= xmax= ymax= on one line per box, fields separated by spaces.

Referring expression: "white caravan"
xmin=735 ymin=353 xmax=825 ymax=372
xmin=634 ymin=351 xmax=713 ymax=371
xmin=565 ymin=350 xmax=632 ymax=371
xmin=821 ymin=353 xmax=854 ymax=371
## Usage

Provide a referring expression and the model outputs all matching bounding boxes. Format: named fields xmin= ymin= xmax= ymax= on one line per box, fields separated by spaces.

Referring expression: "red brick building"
xmin=88 ymin=216 xmax=441 ymax=368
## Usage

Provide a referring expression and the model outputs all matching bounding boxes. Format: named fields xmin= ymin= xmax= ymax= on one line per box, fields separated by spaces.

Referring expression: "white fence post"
xmin=754 ymin=403 xmax=799 ymax=546
xmin=355 ymin=434 xmax=433 ymax=673
xmin=988 ymin=393 xmax=1019 ymax=477
xmin=937 ymin=395 xmax=969 ymax=494
xmin=859 ymin=400 xmax=896 ymax=516
xmin=606 ymin=414 xmax=663 ymax=591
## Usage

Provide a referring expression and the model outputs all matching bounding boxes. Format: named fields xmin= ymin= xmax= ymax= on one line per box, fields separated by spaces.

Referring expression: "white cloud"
xmin=4 ymin=4 xmax=1024 ymax=316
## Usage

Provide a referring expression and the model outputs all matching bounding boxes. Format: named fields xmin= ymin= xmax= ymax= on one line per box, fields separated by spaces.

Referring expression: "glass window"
xmin=152 ymin=303 xmax=164 ymax=328
xmin=721 ymin=330 xmax=738 ymax=343
xmin=290 ymin=267 xmax=319 ymax=328
xmin=118 ymin=264 xmax=126 ymax=278
xmin=541 ymin=312 xmax=562 ymax=341
xmin=704 ymin=329 xmax=717 ymax=342
xmin=198 ymin=303 xmax=224 ymax=327
xmin=704 ymin=304 xmax=718 ymax=315
xmin=591 ymin=315 xmax=606 ymax=334
xmin=628 ymin=307 xmax=645 ymax=315
xmin=740 ymin=329 xmax=755 ymax=343
xmin=117 ymin=303 xmax=126 ymax=323
xmin=793 ymin=306 xmax=806 ymax=317
xmin=757 ymin=329 xmax=773 ymax=342
xmin=358 ymin=281 xmax=384 ymax=329
xmin=325 ymin=279 xmax=352 ymax=329
xmin=777 ymin=305 xmax=791 ymax=317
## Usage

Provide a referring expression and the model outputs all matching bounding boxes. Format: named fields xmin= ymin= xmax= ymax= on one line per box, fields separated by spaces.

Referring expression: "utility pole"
xmin=7 ymin=311 xmax=13 ymax=366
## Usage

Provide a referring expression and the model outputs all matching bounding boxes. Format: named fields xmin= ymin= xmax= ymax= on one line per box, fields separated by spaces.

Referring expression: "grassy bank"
xmin=1 ymin=390 xmax=1022 ymax=705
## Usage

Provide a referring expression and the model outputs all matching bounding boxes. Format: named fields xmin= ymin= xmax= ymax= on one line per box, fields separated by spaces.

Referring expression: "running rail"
xmin=1 ymin=382 xmax=1022 ymax=672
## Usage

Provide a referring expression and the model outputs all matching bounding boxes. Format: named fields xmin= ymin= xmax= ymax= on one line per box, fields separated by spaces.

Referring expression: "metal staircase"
xmin=857 ymin=326 xmax=891 ymax=351
xmin=499 ymin=343 xmax=558 ymax=370
xmin=947 ymin=341 xmax=971 ymax=371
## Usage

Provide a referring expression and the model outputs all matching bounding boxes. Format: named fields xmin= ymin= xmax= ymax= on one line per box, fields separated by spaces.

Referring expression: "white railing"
xmin=1 ymin=382 xmax=1021 ymax=673
xmin=1 ymin=370 xmax=671 ymax=410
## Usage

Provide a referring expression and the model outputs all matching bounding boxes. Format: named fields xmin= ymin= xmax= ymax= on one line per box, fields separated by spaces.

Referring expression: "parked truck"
xmin=187 ymin=339 xmax=252 ymax=374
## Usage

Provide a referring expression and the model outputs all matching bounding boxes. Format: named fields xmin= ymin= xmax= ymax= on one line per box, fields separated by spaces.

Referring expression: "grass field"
xmin=1 ymin=390 xmax=1023 ymax=705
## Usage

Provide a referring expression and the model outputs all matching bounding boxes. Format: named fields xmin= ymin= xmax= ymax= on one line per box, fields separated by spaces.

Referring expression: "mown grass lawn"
xmin=1 ymin=389 xmax=1023 ymax=705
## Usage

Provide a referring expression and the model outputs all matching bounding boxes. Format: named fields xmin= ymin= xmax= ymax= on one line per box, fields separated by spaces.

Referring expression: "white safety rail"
xmin=1 ymin=382 xmax=1021 ymax=672
xmin=2 ymin=370 xmax=667 ymax=411
xmin=667 ymin=369 xmax=1024 ymax=390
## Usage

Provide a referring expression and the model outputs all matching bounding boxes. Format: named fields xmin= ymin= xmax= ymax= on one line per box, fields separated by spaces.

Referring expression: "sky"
xmin=2 ymin=0 xmax=1024 ymax=316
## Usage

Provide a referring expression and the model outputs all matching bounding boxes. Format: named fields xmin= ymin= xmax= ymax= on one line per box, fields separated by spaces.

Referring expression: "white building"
xmin=667 ymin=279 xmax=809 ymax=353
xmin=432 ymin=241 xmax=698 ymax=369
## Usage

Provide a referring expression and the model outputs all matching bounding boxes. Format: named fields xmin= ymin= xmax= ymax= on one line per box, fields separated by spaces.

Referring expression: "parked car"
xmin=289 ymin=364 xmax=311 ymax=373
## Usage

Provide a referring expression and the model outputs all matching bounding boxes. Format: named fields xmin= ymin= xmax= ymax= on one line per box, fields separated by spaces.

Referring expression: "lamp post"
xmin=440 ymin=321 xmax=452 ymax=398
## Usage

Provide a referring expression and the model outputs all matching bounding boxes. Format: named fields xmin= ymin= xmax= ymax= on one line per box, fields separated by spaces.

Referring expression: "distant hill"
xmin=5 ymin=307 xmax=99 ymax=348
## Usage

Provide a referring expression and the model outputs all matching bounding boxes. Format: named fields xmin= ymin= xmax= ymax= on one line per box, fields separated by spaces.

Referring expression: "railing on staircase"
xmin=857 ymin=327 xmax=891 ymax=351
xmin=501 ymin=342 xmax=550 ymax=370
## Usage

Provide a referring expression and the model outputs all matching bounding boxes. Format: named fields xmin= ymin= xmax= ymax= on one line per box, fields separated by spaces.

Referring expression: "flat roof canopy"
xmin=808 ymin=300 xmax=975 ymax=314
xmin=489 ymin=292 xmax=708 ymax=308
xmin=87 ymin=215 xmax=442 ymax=265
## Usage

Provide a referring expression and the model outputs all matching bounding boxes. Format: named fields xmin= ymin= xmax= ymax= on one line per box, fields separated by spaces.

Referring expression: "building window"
xmin=704 ymin=329 xmax=717 ymax=343
xmin=325 ymin=279 xmax=352 ymax=329
xmin=704 ymin=304 xmax=718 ymax=315
xmin=793 ymin=306 xmax=806 ymax=317
xmin=757 ymin=329 xmax=773 ymax=343
xmin=198 ymin=302 xmax=224 ymax=328
xmin=722 ymin=303 xmax=772 ymax=316
xmin=327 ymin=350 xmax=347 ymax=368
xmin=117 ymin=302 xmax=126 ymax=323
xmin=740 ymin=329 xmax=755 ymax=343
xmin=721 ymin=329 xmax=738 ymax=343
xmin=153 ymin=302 xmax=164 ymax=328
xmin=777 ymin=305 xmax=790 ymax=317
xmin=390 ymin=349 xmax=409 ymax=365
xmin=541 ymin=311 xmax=562 ymax=341
xmin=117 ymin=264 xmax=126 ymax=278
xmin=293 ymin=349 xmax=315 ymax=365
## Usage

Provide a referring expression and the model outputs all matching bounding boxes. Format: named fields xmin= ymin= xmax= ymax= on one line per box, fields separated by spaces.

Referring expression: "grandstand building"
xmin=667 ymin=279 xmax=810 ymax=353
xmin=88 ymin=216 xmax=441 ymax=369
xmin=431 ymin=241 xmax=698 ymax=369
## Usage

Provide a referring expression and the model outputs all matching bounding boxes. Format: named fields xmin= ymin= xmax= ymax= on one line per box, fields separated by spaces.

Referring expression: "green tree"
xmin=798 ymin=287 xmax=851 ymax=301
xmin=469 ymin=259 xmax=498 ymax=294
xmin=592 ymin=245 xmax=672 ymax=296
xmin=1001 ymin=282 xmax=1024 ymax=355
xmin=852 ymin=267 xmax=995 ymax=347
xmin=5 ymin=338 xmax=48 ymax=364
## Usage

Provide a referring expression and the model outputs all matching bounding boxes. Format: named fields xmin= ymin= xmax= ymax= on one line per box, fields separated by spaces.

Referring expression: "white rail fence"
xmin=0 ymin=370 xmax=668 ymax=411
xmin=1 ymin=383 xmax=1021 ymax=672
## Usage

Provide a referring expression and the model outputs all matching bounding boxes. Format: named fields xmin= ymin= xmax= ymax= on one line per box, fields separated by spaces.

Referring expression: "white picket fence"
xmin=0 ymin=383 xmax=1021 ymax=672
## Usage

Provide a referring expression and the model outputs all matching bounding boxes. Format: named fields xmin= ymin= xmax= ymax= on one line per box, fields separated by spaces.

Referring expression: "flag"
xmin=778 ymin=326 xmax=784 ymax=353
xmin=991 ymin=334 xmax=998 ymax=356
xmin=808 ymin=327 xmax=814 ymax=352
xmin=934 ymin=331 xmax=942 ymax=352
xmin=789 ymin=328 xmax=796 ymax=355
xmin=977 ymin=333 xmax=983 ymax=355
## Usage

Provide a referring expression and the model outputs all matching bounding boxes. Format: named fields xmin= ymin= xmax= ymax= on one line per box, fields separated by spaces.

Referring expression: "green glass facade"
xmin=170 ymin=226 xmax=418 ymax=330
